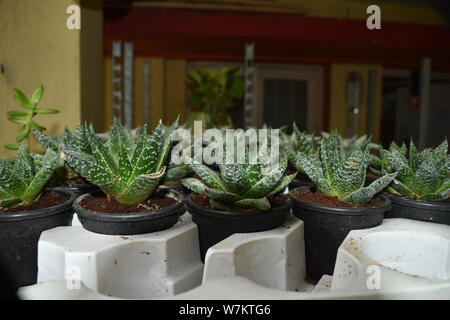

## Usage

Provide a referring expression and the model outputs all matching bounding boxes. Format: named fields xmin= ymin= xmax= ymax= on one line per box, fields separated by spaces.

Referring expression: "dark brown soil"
xmin=292 ymin=188 xmax=382 ymax=208
xmin=80 ymin=194 xmax=178 ymax=213
xmin=192 ymin=194 xmax=285 ymax=212
xmin=0 ymin=192 xmax=66 ymax=214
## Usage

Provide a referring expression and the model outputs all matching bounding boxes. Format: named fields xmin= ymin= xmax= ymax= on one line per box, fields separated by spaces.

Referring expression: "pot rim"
xmin=288 ymin=186 xmax=390 ymax=215
xmin=0 ymin=190 xmax=76 ymax=222
xmin=386 ymin=192 xmax=449 ymax=212
xmin=186 ymin=192 xmax=292 ymax=218
xmin=46 ymin=184 xmax=99 ymax=193
xmin=73 ymin=189 xmax=186 ymax=222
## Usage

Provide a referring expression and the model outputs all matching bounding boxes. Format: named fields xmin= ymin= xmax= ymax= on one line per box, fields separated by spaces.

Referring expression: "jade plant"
xmin=5 ymin=85 xmax=59 ymax=150
xmin=381 ymin=140 xmax=449 ymax=202
xmin=182 ymin=142 xmax=296 ymax=210
xmin=0 ymin=145 xmax=63 ymax=208
xmin=184 ymin=66 xmax=244 ymax=129
xmin=293 ymin=131 xmax=397 ymax=204
xmin=60 ymin=118 xmax=179 ymax=205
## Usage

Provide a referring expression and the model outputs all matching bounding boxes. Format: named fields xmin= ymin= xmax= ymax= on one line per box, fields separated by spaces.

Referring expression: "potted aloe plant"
xmin=62 ymin=118 xmax=186 ymax=235
xmin=282 ymin=123 xmax=317 ymax=189
xmin=381 ymin=140 xmax=449 ymax=225
xmin=33 ymin=129 xmax=99 ymax=196
xmin=182 ymin=143 xmax=296 ymax=261
xmin=368 ymin=141 xmax=405 ymax=185
xmin=0 ymin=146 xmax=76 ymax=289
xmin=288 ymin=131 xmax=397 ymax=281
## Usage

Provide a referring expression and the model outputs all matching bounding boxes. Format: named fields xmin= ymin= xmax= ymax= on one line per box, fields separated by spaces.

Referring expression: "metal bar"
xmin=244 ymin=42 xmax=254 ymax=128
xmin=419 ymin=57 xmax=431 ymax=149
xmin=143 ymin=59 xmax=151 ymax=127
xmin=123 ymin=42 xmax=134 ymax=129
xmin=112 ymin=41 xmax=123 ymax=124
xmin=366 ymin=69 xmax=377 ymax=136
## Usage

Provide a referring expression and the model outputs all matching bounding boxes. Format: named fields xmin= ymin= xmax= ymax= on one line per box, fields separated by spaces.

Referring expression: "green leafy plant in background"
xmin=4 ymin=85 xmax=59 ymax=150
xmin=182 ymin=140 xmax=296 ymax=210
xmin=292 ymin=131 xmax=397 ymax=204
xmin=60 ymin=118 xmax=179 ymax=205
xmin=0 ymin=145 xmax=63 ymax=208
xmin=381 ymin=140 xmax=449 ymax=202
xmin=184 ymin=66 xmax=244 ymax=129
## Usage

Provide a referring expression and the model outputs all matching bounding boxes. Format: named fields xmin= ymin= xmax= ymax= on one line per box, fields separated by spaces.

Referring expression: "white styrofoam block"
xmin=202 ymin=214 xmax=308 ymax=292
xmin=37 ymin=214 xmax=203 ymax=299
xmin=331 ymin=218 xmax=450 ymax=297
xmin=313 ymin=275 xmax=333 ymax=293
xmin=71 ymin=213 xmax=82 ymax=227
xmin=25 ymin=216 xmax=450 ymax=300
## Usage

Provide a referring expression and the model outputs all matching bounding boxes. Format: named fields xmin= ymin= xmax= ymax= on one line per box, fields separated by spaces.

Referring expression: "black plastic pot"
xmin=386 ymin=193 xmax=450 ymax=225
xmin=186 ymin=193 xmax=292 ymax=262
xmin=46 ymin=184 xmax=100 ymax=197
xmin=0 ymin=190 xmax=76 ymax=290
xmin=288 ymin=186 xmax=390 ymax=281
xmin=288 ymin=179 xmax=313 ymax=191
xmin=73 ymin=189 xmax=186 ymax=235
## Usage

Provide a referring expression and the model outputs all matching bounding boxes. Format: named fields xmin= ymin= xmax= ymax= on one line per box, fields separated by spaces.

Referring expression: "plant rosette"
xmin=288 ymin=131 xmax=396 ymax=281
xmin=61 ymin=118 xmax=186 ymax=235
xmin=73 ymin=189 xmax=186 ymax=235
xmin=288 ymin=186 xmax=390 ymax=281
xmin=182 ymin=140 xmax=296 ymax=261
xmin=379 ymin=140 xmax=449 ymax=225
xmin=0 ymin=190 xmax=76 ymax=290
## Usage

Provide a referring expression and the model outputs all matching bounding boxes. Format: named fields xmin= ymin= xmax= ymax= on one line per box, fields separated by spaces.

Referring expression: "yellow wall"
xmin=329 ymin=64 xmax=383 ymax=142
xmin=0 ymin=0 xmax=103 ymax=158
xmin=103 ymin=57 xmax=186 ymax=131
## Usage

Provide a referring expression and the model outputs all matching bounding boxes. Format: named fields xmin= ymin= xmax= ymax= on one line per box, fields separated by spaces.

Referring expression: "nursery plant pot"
xmin=385 ymin=193 xmax=450 ymax=225
xmin=73 ymin=189 xmax=186 ymax=235
xmin=186 ymin=193 xmax=292 ymax=261
xmin=0 ymin=190 xmax=76 ymax=290
xmin=46 ymin=184 xmax=100 ymax=197
xmin=288 ymin=179 xmax=314 ymax=191
xmin=288 ymin=186 xmax=390 ymax=281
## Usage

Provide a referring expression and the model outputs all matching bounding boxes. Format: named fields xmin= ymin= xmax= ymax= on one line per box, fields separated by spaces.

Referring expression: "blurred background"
xmin=1 ymin=0 xmax=449 ymax=157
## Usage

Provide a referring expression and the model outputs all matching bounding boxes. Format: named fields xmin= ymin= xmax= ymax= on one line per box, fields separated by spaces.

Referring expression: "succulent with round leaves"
xmin=60 ymin=118 xmax=179 ymax=205
xmin=293 ymin=131 xmax=397 ymax=204
xmin=4 ymin=85 xmax=59 ymax=151
xmin=0 ymin=145 xmax=63 ymax=208
xmin=381 ymin=140 xmax=449 ymax=202
xmin=182 ymin=141 xmax=296 ymax=211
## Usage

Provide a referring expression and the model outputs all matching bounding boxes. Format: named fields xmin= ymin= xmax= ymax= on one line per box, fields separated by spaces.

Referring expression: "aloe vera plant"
xmin=0 ymin=145 xmax=63 ymax=208
xmin=283 ymin=123 xmax=318 ymax=172
xmin=369 ymin=141 xmax=407 ymax=177
xmin=60 ymin=118 xmax=179 ymax=205
xmin=182 ymin=141 xmax=296 ymax=210
xmin=381 ymin=140 xmax=449 ymax=202
xmin=293 ymin=131 xmax=397 ymax=204
xmin=5 ymin=85 xmax=59 ymax=150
